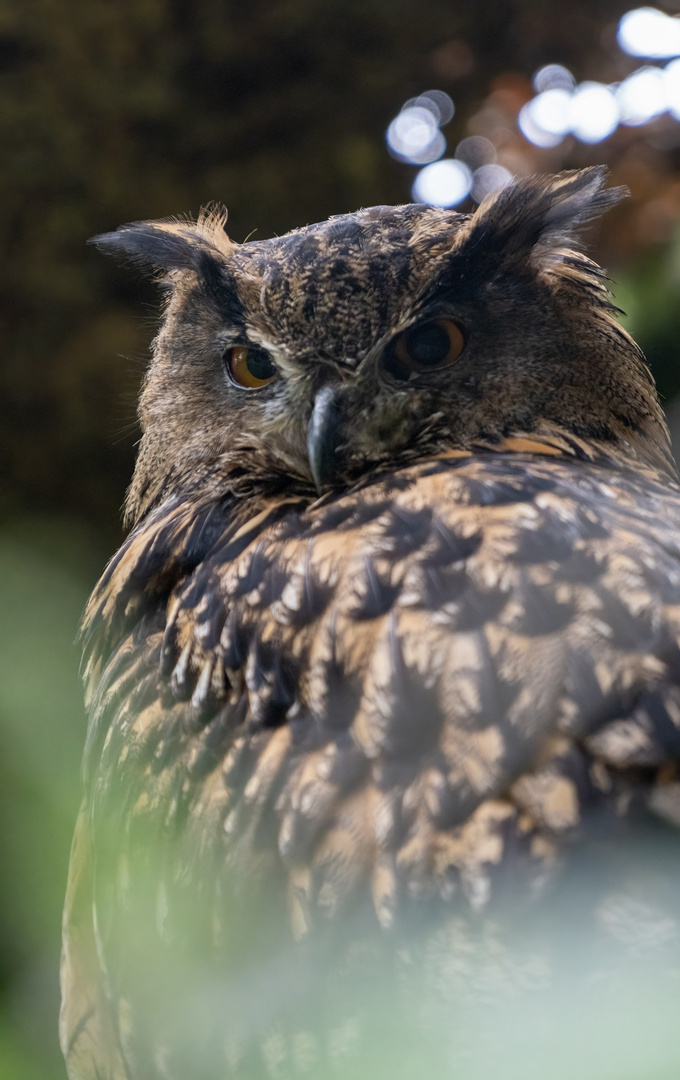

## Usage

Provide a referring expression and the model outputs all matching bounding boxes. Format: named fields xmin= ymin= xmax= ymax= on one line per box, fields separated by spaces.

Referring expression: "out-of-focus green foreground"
xmin=0 ymin=522 xmax=101 ymax=1079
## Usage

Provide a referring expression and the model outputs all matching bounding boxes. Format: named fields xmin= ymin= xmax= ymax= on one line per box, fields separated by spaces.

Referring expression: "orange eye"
xmin=383 ymin=318 xmax=465 ymax=381
xmin=225 ymin=345 xmax=277 ymax=389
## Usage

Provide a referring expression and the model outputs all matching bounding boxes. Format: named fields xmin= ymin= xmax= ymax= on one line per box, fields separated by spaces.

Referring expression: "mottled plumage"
xmin=62 ymin=169 xmax=680 ymax=1079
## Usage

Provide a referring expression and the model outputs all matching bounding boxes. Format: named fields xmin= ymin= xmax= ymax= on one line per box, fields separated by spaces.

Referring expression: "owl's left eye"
xmin=225 ymin=345 xmax=278 ymax=389
xmin=383 ymin=318 xmax=465 ymax=381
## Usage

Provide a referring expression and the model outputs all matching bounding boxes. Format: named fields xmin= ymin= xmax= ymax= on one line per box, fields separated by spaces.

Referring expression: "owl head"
xmin=94 ymin=167 xmax=673 ymax=527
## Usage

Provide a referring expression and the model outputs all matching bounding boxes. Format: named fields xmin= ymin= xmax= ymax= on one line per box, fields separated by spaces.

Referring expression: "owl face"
xmin=94 ymin=168 xmax=672 ymax=525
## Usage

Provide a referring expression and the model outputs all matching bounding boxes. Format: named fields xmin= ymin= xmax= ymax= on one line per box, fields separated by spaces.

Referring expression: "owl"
xmin=61 ymin=168 xmax=680 ymax=1080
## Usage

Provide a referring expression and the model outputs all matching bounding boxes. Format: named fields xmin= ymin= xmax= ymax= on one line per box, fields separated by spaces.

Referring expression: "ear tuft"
xmin=89 ymin=211 xmax=232 ymax=275
xmin=465 ymin=167 xmax=627 ymax=271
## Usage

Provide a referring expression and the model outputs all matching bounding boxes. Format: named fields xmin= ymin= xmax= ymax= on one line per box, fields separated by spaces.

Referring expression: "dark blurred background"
xmin=3 ymin=1 xmax=680 ymax=1075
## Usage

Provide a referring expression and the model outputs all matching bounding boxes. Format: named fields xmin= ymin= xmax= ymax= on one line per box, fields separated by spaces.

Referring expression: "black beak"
xmin=307 ymin=386 xmax=343 ymax=494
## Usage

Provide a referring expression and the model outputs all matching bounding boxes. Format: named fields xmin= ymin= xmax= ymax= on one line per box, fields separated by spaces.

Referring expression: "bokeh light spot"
xmin=405 ymin=132 xmax=447 ymax=165
xmin=418 ymin=89 xmax=455 ymax=126
xmin=386 ymin=90 xmax=454 ymax=165
xmin=518 ymin=103 xmax=566 ymax=148
xmin=617 ymin=66 xmax=667 ymax=125
xmin=569 ymin=82 xmax=620 ymax=143
xmin=387 ymin=106 xmax=441 ymax=162
xmin=412 ymin=159 xmax=472 ymax=207
xmin=470 ymin=164 xmax=513 ymax=203
xmin=518 ymin=104 xmax=565 ymax=147
xmin=533 ymin=64 xmax=576 ymax=93
xmin=663 ymin=58 xmax=680 ymax=119
xmin=618 ymin=7 xmax=680 ymax=59
xmin=525 ymin=89 xmax=572 ymax=137
xmin=454 ymin=136 xmax=496 ymax=170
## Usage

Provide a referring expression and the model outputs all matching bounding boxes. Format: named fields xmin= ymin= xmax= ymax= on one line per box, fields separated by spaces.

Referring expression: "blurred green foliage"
xmin=614 ymin=224 xmax=680 ymax=406
xmin=0 ymin=522 xmax=104 ymax=1079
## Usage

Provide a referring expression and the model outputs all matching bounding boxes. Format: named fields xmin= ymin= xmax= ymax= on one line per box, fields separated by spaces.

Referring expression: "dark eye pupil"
xmin=246 ymin=349 xmax=276 ymax=380
xmin=405 ymin=324 xmax=450 ymax=366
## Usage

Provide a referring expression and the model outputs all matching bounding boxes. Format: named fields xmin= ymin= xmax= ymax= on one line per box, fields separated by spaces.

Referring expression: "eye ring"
xmin=225 ymin=345 xmax=278 ymax=389
xmin=383 ymin=318 xmax=465 ymax=381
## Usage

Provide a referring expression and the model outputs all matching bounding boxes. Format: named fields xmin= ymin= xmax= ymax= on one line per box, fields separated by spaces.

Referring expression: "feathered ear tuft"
xmin=463 ymin=167 xmax=627 ymax=271
xmin=89 ymin=207 xmax=233 ymax=275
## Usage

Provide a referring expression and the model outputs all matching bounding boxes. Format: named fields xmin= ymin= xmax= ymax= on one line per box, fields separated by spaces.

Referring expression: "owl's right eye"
xmin=382 ymin=318 xmax=465 ymax=381
xmin=225 ymin=345 xmax=278 ymax=389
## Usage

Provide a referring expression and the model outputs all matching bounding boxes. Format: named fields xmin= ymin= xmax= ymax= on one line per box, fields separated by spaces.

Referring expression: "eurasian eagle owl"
xmin=61 ymin=168 xmax=680 ymax=1080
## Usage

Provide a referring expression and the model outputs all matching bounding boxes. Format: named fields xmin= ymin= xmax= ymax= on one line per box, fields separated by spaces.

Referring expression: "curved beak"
xmin=307 ymin=386 xmax=343 ymax=493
